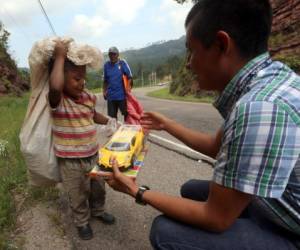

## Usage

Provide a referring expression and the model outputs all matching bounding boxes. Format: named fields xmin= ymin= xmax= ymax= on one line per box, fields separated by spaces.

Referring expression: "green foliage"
xmin=1 ymin=76 xmax=11 ymax=88
xmin=0 ymin=22 xmax=10 ymax=51
xmin=0 ymin=96 xmax=28 ymax=246
xmin=122 ymin=36 xmax=186 ymax=78
xmin=269 ymin=33 xmax=285 ymax=48
xmin=0 ymin=21 xmax=17 ymax=71
xmin=273 ymin=54 xmax=300 ymax=72
xmin=170 ymin=57 xmax=194 ymax=96
xmin=156 ymin=56 xmax=184 ymax=79
xmin=86 ymin=69 xmax=103 ymax=90
xmin=18 ymin=68 xmax=30 ymax=84
xmin=148 ymin=86 xmax=214 ymax=103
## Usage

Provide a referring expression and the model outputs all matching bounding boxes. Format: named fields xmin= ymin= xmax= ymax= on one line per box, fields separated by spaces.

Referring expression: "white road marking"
xmin=148 ymin=133 xmax=216 ymax=165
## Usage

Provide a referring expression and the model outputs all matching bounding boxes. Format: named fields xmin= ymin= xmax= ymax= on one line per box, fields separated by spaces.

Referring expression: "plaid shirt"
xmin=213 ymin=53 xmax=300 ymax=235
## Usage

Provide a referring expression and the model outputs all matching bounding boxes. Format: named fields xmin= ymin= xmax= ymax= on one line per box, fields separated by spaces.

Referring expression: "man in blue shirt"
xmin=103 ymin=46 xmax=133 ymax=120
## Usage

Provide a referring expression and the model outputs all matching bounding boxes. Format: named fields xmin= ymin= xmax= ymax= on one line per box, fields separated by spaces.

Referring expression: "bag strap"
xmin=119 ymin=60 xmax=131 ymax=92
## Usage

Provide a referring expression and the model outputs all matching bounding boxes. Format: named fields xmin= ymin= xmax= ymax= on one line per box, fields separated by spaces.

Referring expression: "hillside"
xmin=121 ymin=36 xmax=185 ymax=72
xmin=121 ymin=36 xmax=185 ymax=76
xmin=0 ymin=22 xmax=29 ymax=96
xmin=269 ymin=0 xmax=300 ymax=72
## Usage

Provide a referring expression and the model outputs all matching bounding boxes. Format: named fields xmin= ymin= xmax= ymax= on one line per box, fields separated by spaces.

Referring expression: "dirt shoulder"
xmin=11 ymin=190 xmax=72 ymax=250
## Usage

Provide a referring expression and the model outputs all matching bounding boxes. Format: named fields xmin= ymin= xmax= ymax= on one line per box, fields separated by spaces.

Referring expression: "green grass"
xmin=0 ymin=94 xmax=60 ymax=249
xmin=0 ymin=94 xmax=29 ymax=248
xmin=90 ymin=87 xmax=102 ymax=94
xmin=147 ymin=87 xmax=214 ymax=103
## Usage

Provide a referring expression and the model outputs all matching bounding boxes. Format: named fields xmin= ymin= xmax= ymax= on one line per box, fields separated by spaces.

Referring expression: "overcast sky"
xmin=0 ymin=0 xmax=193 ymax=68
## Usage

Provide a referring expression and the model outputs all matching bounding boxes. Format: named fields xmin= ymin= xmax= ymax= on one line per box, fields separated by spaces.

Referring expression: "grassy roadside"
xmin=0 ymin=94 xmax=60 ymax=249
xmin=147 ymin=87 xmax=214 ymax=103
xmin=0 ymin=95 xmax=29 ymax=247
xmin=90 ymin=87 xmax=102 ymax=94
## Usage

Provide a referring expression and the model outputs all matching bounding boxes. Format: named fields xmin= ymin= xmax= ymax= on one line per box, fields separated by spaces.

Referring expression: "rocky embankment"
xmin=0 ymin=62 xmax=29 ymax=96
xmin=270 ymin=0 xmax=300 ymax=56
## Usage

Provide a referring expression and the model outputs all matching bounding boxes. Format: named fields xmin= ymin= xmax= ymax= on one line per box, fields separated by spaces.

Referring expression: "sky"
xmin=0 ymin=0 xmax=193 ymax=68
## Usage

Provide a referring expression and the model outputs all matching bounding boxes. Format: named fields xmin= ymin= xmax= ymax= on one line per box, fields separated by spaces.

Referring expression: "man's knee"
xmin=180 ymin=179 xmax=210 ymax=201
xmin=150 ymin=215 xmax=173 ymax=249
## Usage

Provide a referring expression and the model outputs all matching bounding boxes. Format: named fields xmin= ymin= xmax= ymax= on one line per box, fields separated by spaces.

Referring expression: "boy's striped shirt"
xmin=51 ymin=91 xmax=98 ymax=158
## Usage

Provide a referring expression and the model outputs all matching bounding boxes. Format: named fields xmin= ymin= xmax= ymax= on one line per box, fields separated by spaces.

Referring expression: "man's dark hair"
xmin=185 ymin=0 xmax=272 ymax=59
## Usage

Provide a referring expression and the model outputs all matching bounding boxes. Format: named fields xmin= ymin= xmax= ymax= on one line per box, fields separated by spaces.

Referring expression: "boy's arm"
xmin=49 ymin=42 xmax=67 ymax=108
xmin=94 ymin=111 xmax=109 ymax=125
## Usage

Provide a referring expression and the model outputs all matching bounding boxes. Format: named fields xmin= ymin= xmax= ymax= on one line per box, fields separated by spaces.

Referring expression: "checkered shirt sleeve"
xmin=213 ymin=101 xmax=300 ymax=198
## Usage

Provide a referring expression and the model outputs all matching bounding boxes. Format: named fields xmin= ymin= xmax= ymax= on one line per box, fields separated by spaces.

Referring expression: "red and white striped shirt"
xmin=51 ymin=91 xmax=98 ymax=158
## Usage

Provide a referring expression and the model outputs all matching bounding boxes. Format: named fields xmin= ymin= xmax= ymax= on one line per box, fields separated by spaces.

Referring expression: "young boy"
xmin=48 ymin=41 xmax=115 ymax=240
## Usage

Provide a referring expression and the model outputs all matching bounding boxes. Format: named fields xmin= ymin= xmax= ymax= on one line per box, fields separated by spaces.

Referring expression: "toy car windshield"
xmin=105 ymin=142 xmax=130 ymax=151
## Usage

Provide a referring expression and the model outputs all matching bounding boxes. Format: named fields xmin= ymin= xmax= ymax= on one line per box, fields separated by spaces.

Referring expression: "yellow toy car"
xmin=98 ymin=125 xmax=145 ymax=171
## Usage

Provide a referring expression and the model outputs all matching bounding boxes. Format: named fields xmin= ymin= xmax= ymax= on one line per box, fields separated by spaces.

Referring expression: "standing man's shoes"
xmin=77 ymin=223 xmax=93 ymax=240
xmin=94 ymin=212 xmax=116 ymax=225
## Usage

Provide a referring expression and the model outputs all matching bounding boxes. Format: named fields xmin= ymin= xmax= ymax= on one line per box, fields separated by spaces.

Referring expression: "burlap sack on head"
xmin=19 ymin=36 xmax=103 ymax=186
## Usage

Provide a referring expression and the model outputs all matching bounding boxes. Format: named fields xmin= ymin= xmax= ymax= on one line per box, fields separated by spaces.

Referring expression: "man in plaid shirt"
xmin=101 ymin=0 xmax=300 ymax=249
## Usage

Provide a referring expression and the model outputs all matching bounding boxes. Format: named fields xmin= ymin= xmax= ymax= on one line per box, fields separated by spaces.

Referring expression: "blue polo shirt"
xmin=103 ymin=59 xmax=132 ymax=101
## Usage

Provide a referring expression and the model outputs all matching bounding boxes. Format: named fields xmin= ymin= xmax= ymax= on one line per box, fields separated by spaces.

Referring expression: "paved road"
xmin=96 ymin=86 xmax=223 ymax=143
xmin=61 ymin=87 xmax=223 ymax=250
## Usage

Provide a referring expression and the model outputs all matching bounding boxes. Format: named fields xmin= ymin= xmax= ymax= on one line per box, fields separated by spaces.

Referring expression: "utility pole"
xmin=141 ymin=71 xmax=144 ymax=87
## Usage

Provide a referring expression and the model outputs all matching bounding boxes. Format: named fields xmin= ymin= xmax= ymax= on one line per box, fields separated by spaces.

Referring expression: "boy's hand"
xmin=94 ymin=111 xmax=109 ymax=125
xmin=140 ymin=112 xmax=169 ymax=131
xmin=54 ymin=41 xmax=68 ymax=58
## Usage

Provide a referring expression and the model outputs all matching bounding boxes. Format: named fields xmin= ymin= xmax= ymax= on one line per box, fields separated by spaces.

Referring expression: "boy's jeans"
xmin=150 ymin=180 xmax=299 ymax=250
xmin=58 ymin=154 xmax=106 ymax=227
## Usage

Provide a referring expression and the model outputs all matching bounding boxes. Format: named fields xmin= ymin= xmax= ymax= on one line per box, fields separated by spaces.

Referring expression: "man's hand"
xmin=140 ymin=112 xmax=169 ymax=131
xmin=102 ymin=156 xmax=138 ymax=197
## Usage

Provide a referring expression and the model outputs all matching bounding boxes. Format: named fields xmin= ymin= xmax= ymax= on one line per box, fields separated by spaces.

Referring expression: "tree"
xmin=0 ymin=21 xmax=10 ymax=50
xmin=0 ymin=21 xmax=16 ymax=69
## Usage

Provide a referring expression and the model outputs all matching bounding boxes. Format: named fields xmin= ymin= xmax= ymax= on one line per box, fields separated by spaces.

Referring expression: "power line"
xmin=0 ymin=7 xmax=34 ymax=43
xmin=37 ymin=0 xmax=57 ymax=36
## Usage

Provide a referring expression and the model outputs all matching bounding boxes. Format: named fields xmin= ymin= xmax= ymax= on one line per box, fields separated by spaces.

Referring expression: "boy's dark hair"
xmin=48 ymin=58 xmax=82 ymax=74
xmin=185 ymin=0 xmax=272 ymax=59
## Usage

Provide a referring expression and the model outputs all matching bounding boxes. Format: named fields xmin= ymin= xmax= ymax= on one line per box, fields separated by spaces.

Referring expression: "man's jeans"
xmin=150 ymin=180 xmax=298 ymax=250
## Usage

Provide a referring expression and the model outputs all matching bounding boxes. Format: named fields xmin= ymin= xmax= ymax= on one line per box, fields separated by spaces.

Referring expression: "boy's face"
xmin=64 ymin=65 xmax=86 ymax=99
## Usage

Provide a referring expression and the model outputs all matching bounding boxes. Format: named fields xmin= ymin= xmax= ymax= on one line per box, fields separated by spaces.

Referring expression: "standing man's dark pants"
xmin=150 ymin=180 xmax=299 ymax=250
xmin=107 ymin=100 xmax=127 ymax=120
